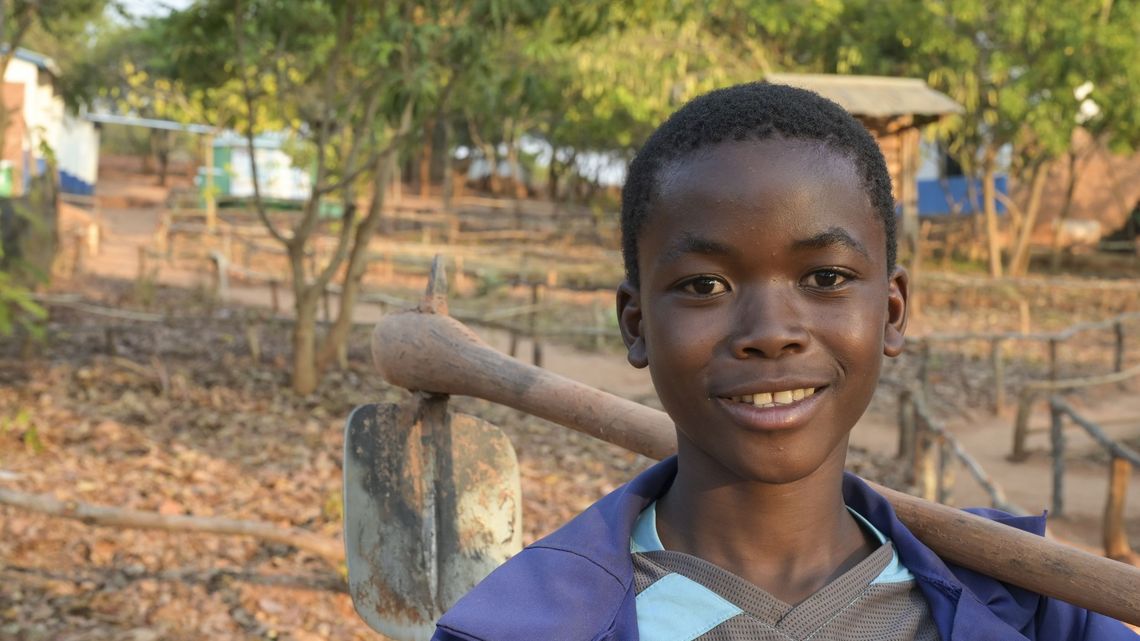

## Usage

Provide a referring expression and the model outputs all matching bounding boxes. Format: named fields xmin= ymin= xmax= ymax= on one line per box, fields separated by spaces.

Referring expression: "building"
xmin=2 ymin=47 xmax=100 ymax=196
xmin=765 ymin=73 xmax=976 ymax=220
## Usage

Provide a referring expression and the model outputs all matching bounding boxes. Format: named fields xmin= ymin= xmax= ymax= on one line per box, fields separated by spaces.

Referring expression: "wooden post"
xmin=1048 ymin=338 xmax=1059 ymax=383
xmin=917 ymin=432 xmax=938 ymax=502
xmin=1011 ymin=390 xmax=1035 ymax=462
xmin=247 ymin=323 xmax=262 ymax=362
xmin=897 ymin=389 xmax=916 ymax=462
xmin=1104 ymin=456 xmax=1134 ymax=562
xmin=530 ymin=283 xmax=543 ymax=368
xmin=222 ymin=227 xmax=233 ymax=262
xmin=137 ymin=246 xmax=147 ymax=283
xmin=211 ymin=253 xmax=229 ymax=301
xmin=447 ymin=214 xmax=459 ymax=244
xmin=917 ymin=340 xmax=931 ymax=400
xmin=938 ymin=437 xmax=955 ymax=505
xmin=991 ymin=337 xmax=1006 ymax=415
xmin=86 ymin=222 xmax=100 ymax=257
xmin=508 ymin=330 xmax=519 ymax=358
xmin=1050 ymin=401 xmax=1066 ymax=517
xmin=204 ymin=133 xmax=217 ymax=232
xmin=593 ymin=303 xmax=605 ymax=351
xmin=337 ymin=340 xmax=349 ymax=370
xmin=454 ymin=255 xmax=466 ymax=295
xmin=1114 ymin=322 xmax=1126 ymax=391
xmin=70 ymin=232 xmax=83 ymax=277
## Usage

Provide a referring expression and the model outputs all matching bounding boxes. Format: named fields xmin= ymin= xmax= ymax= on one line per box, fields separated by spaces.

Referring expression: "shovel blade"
xmin=344 ymin=403 xmax=522 ymax=640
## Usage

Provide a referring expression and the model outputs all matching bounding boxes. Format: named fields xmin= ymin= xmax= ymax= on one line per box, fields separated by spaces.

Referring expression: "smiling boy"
xmin=431 ymin=83 xmax=1138 ymax=640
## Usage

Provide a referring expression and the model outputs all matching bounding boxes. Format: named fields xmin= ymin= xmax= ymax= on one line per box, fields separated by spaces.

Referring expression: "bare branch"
xmin=233 ymin=1 xmax=288 ymax=246
xmin=291 ymin=4 xmax=355 ymax=247
xmin=312 ymin=198 xmax=360 ymax=290
xmin=0 ymin=486 xmax=344 ymax=564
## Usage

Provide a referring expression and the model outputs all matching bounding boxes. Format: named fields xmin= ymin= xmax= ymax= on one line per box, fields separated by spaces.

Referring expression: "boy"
xmin=431 ymin=83 xmax=1139 ymax=640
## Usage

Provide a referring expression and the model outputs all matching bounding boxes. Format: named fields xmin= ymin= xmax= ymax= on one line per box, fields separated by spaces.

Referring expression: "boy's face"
xmin=617 ymin=138 xmax=907 ymax=485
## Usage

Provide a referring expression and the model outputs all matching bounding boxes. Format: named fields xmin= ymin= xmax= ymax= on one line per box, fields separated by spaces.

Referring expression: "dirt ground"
xmin=3 ymin=175 xmax=1139 ymax=639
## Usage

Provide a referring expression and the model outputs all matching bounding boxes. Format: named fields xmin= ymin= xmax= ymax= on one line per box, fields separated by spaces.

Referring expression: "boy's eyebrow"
xmin=658 ymin=232 xmax=738 ymax=264
xmin=794 ymin=227 xmax=871 ymax=259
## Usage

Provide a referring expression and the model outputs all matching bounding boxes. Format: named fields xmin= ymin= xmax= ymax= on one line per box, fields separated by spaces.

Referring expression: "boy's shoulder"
xmin=433 ymin=458 xmax=677 ymax=641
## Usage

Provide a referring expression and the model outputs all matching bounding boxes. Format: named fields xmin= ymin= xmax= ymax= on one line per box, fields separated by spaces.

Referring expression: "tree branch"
xmin=0 ymin=487 xmax=344 ymax=565
xmin=233 ymin=0 xmax=288 ymax=247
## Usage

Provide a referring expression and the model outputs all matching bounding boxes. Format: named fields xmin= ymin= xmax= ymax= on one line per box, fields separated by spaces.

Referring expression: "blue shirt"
xmin=433 ymin=457 xmax=1139 ymax=641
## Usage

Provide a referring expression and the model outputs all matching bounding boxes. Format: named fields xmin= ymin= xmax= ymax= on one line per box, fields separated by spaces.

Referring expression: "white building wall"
xmin=59 ymin=113 xmax=99 ymax=192
xmin=4 ymin=53 xmax=99 ymax=194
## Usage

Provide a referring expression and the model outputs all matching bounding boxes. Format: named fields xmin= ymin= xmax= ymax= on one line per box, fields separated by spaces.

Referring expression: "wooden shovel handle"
xmin=372 ymin=310 xmax=1140 ymax=626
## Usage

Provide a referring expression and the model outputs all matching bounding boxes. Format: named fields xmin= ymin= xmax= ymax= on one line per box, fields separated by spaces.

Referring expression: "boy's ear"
xmin=883 ymin=265 xmax=909 ymax=357
xmin=616 ymin=280 xmax=648 ymax=368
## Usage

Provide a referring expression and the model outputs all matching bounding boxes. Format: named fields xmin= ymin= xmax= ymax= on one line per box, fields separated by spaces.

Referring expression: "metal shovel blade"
xmin=344 ymin=402 xmax=522 ymax=641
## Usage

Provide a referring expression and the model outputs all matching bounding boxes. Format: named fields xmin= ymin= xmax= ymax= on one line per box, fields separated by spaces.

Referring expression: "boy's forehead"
xmin=641 ymin=138 xmax=885 ymax=267
xmin=654 ymin=138 xmax=861 ymax=201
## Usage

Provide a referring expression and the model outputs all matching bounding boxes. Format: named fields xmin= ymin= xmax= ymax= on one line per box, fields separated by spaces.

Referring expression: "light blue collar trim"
xmin=847 ymin=506 xmax=914 ymax=584
xmin=631 ymin=500 xmax=665 ymax=552
xmin=630 ymin=501 xmax=914 ymax=584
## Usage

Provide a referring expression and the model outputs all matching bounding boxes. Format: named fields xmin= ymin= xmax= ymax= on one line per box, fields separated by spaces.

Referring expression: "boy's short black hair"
xmin=620 ymin=82 xmax=897 ymax=286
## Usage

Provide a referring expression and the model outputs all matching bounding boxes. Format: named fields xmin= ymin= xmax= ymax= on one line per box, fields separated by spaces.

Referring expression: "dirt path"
xmin=82 ymin=205 xmax=1140 ymax=552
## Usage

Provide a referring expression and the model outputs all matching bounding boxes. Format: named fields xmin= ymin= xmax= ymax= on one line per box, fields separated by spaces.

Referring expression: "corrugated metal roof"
xmin=0 ymin=46 xmax=61 ymax=76
xmin=85 ymin=112 xmax=216 ymax=134
xmin=766 ymin=73 xmax=962 ymax=119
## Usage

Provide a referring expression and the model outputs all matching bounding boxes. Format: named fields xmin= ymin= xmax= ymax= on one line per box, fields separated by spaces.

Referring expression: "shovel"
xmin=343 ymin=259 xmax=522 ymax=640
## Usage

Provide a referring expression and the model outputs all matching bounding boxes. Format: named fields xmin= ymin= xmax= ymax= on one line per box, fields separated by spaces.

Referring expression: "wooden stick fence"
xmin=1048 ymin=396 xmax=1140 ymax=562
xmin=205 ymin=253 xmax=621 ymax=365
xmin=909 ymin=311 xmax=1140 ymax=418
xmin=1011 ymin=363 xmax=1140 ymax=461
xmin=897 ymin=388 xmax=1018 ymax=513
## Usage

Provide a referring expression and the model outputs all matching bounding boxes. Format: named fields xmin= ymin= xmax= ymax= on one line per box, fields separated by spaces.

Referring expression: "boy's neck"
xmin=654 ymin=440 xmax=878 ymax=605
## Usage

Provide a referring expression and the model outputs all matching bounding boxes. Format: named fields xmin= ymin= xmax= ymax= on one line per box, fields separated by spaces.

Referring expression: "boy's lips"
xmin=714 ymin=385 xmax=829 ymax=431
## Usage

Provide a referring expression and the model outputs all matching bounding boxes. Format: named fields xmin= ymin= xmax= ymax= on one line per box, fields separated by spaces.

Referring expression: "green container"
xmin=0 ymin=161 xmax=14 ymax=197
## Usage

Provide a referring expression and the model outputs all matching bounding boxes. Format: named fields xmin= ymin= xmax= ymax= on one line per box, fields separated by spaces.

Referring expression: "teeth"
xmin=732 ymin=388 xmax=817 ymax=407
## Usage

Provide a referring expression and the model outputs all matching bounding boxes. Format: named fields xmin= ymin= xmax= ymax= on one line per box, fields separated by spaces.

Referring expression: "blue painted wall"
xmin=917 ymin=175 xmax=1008 ymax=216
xmin=60 ymin=170 xmax=94 ymax=195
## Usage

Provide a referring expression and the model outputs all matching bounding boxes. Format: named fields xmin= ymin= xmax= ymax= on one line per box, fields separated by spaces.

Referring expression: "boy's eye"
xmin=680 ymin=276 xmax=729 ymax=296
xmin=803 ymin=270 xmax=849 ymax=288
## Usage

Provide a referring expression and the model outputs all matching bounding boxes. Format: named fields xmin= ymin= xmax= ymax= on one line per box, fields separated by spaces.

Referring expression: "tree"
xmin=776 ymin=0 xmax=1140 ymax=277
xmin=150 ymin=0 xmax=552 ymax=394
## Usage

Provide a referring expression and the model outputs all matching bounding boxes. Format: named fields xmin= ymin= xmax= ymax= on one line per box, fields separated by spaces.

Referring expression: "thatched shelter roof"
xmin=766 ymin=73 xmax=962 ymax=123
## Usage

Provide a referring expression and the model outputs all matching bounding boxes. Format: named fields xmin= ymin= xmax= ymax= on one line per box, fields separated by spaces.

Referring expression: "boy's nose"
xmin=728 ymin=286 xmax=810 ymax=359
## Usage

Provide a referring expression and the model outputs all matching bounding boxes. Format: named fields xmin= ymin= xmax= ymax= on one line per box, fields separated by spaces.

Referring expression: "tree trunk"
xmin=291 ymin=286 xmax=320 ymax=395
xmin=1007 ymin=159 xmax=1050 ymax=276
xmin=287 ymin=209 xmax=322 ymax=396
xmin=154 ymin=131 xmax=171 ymax=187
xmin=484 ymin=141 xmax=501 ymax=195
xmin=441 ymin=117 xmax=454 ymax=211
xmin=315 ymin=153 xmax=395 ymax=371
xmin=418 ymin=119 xmax=434 ymax=197
xmin=1049 ymin=152 xmax=1081 ymax=272
xmin=981 ymin=148 xmax=1003 ymax=278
